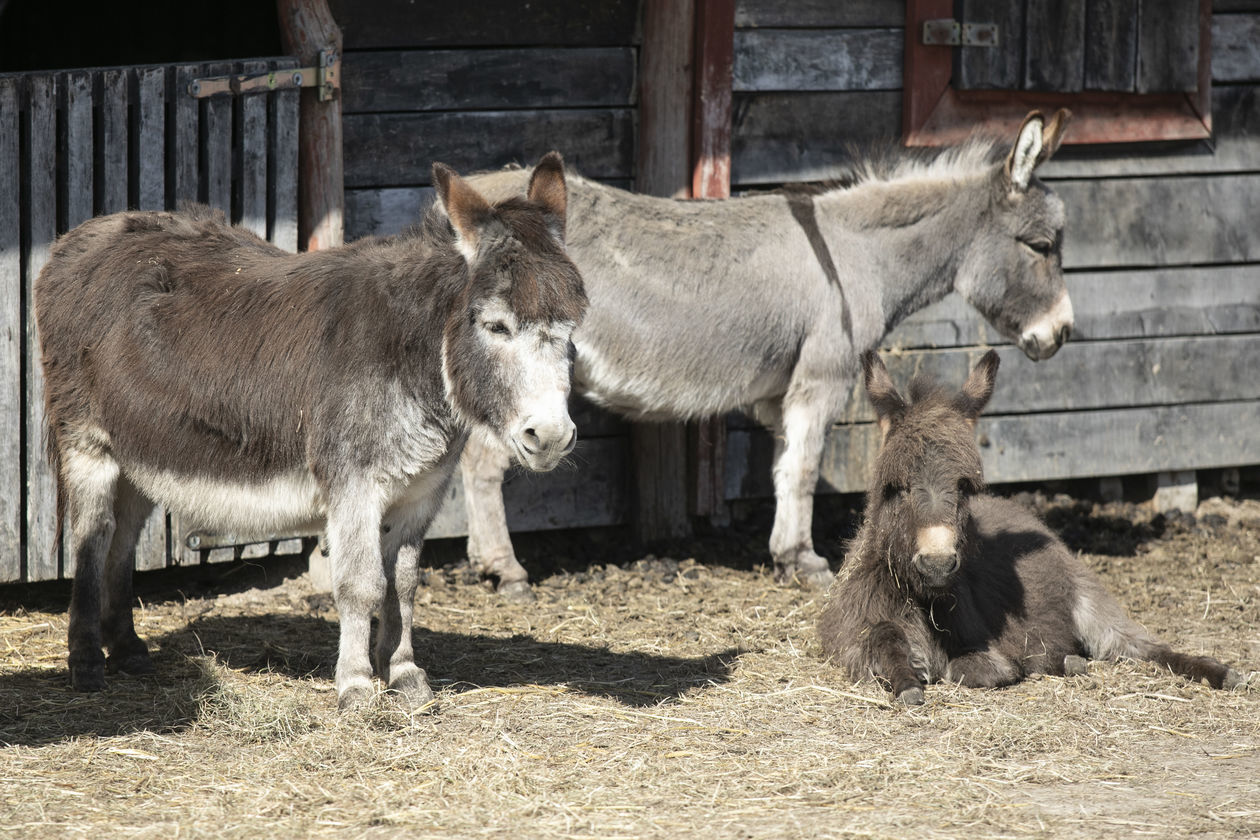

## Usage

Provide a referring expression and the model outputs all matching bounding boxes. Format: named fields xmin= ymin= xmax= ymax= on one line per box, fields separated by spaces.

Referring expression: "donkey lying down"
xmin=36 ymin=153 xmax=586 ymax=711
xmin=819 ymin=351 xmax=1242 ymax=704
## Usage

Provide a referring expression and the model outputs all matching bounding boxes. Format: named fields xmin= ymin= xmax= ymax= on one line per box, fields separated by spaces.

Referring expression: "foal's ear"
xmin=1004 ymin=109 xmax=1069 ymax=193
xmin=528 ymin=151 xmax=568 ymax=242
xmin=954 ymin=349 xmax=1000 ymax=423
xmin=862 ymin=351 xmax=906 ymax=440
xmin=433 ymin=161 xmax=494 ymax=262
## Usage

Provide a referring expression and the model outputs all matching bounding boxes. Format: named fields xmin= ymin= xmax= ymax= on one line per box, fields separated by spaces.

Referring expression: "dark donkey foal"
xmin=819 ymin=351 xmax=1242 ymax=704
xmin=36 ymin=153 xmax=586 ymax=711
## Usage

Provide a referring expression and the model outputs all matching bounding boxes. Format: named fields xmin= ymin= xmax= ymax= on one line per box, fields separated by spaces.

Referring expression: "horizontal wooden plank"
xmin=427 ymin=436 xmax=628 ymax=539
xmin=888 ymin=265 xmax=1260 ymax=349
xmin=1057 ymin=173 xmax=1260 ymax=268
xmin=731 ymin=90 xmax=901 ymax=184
xmin=342 ymin=48 xmax=637 ymax=113
xmin=343 ymin=109 xmax=634 ymax=187
xmin=1212 ymin=13 xmax=1260 ymax=82
xmin=727 ymin=400 xmax=1260 ymax=497
xmin=329 ymin=0 xmax=640 ymax=49
xmin=735 ymin=0 xmax=905 ymax=28
xmin=732 ymin=29 xmax=901 ymax=92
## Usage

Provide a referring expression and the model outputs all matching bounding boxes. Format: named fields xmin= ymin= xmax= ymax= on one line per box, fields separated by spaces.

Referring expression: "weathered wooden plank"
xmin=735 ymin=0 xmax=904 ymax=28
xmin=342 ymin=48 xmax=637 ymax=113
xmin=1024 ymin=0 xmax=1085 ymax=92
xmin=271 ymin=58 xmax=300 ymax=252
xmin=731 ymin=90 xmax=901 ymax=185
xmin=727 ymin=401 xmax=1260 ymax=497
xmin=202 ymin=62 xmax=234 ymax=215
xmin=955 ymin=0 xmax=1025 ymax=90
xmin=63 ymin=71 xmax=94 ymax=230
xmin=1136 ymin=0 xmax=1201 ymax=92
xmin=99 ymin=68 xmax=129 ymax=214
xmin=1041 ymin=84 xmax=1260 ymax=177
xmin=328 ymin=0 xmax=640 ymax=49
xmin=638 ymin=0 xmax=694 ymax=198
xmin=0 ymin=76 xmax=20 ymax=582
xmin=343 ymin=109 xmax=635 ymax=187
xmin=239 ymin=60 xmax=268 ymax=239
xmin=731 ymin=29 xmax=902 ymax=92
xmin=1212 ymin=12 xmax=1260 ymax=82
xmin=888 ymin=265 xmax=1260 ymax=349
xmin=427 ymin=437 xmax=628 ymax=539
xmin=24 ymin=74 xmax=59 ymax=582
xmin=1056 ymin=173 xmax=1260 ymax=268
xmin=173 ymin=65 xmax=200 ymax=206
xmin=833 ymin=335 xmax=1260 ymax=423
xmin=135 ymin=67 xmax=166 ymax=211
xmin=1085 ymin=0 xmax=1137 ymax=91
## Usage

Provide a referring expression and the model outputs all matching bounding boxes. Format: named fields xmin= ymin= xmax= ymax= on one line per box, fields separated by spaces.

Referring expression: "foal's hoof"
xmin=1063 ymin=655 xmax=1089 ymax=677
xmin=107 ymin=650 xmax=155 ymax=677
xmin=336 ymin=685 xmax=374 ymax=712
xmin=896 ymin=686 xmax=926 ymax=706
xmin=1222 ymin=668 xmax=1244 ymax=691
xmin=497 ymin=579 xmax=535 ymax=603
xmin=387 ymin=669 xmax=437 ymax=713
xmin=69 ymin=659 xmax=107 ymax=692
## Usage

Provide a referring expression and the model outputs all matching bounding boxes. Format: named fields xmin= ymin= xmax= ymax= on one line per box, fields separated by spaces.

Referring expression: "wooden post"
xmin=276 ymin=0 xmax=344 ymax=251
xmin=631 ymin=0 xmax=696 ymax=542
xmin=688 ymin=0 xmax=735 ymax=520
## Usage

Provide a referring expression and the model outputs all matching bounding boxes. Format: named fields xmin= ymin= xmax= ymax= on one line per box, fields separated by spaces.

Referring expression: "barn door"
xmin=0 ymin=57 xmax=300 ymax=584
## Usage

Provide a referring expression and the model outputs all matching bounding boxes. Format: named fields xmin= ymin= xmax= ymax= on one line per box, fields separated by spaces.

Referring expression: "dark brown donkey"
xmin=819 ymin=351 xmax=1242 ymax=705
xmin=36 ymin=153 xmax=586 ymax=711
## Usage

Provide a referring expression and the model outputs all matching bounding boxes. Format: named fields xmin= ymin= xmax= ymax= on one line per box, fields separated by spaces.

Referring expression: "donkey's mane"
xmin=845 ymin=136 xmax=1005 ymax=188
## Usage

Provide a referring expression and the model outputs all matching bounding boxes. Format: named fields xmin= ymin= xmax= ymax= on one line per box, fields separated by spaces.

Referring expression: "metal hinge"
xmin=922 ymin=19 xmax=999 ymax=47
xmin=188 ymin=48 xmax=340 ymax=101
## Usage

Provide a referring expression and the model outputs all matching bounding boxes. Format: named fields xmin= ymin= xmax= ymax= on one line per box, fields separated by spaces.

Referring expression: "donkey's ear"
xmin=433 ymin=161 xmax=494 ymax=262
xmin=1005 ymin=111 xmax=1045 ymax=192
xmin=1037 ymin=108 xmax=1071 ymax=165
xmin=955 ymin=349 xmax=1000 ymax=422
xmin=862 ymin=351 xmax=906 ymax=440
xmin=527 ymin=151 xmax=568 ymax=241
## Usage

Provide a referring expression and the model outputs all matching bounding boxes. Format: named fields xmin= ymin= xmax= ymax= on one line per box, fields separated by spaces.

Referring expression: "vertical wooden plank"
xmin=173 ymin=65 xmax=200 ymax=207
xmin=955 ymin=0 xmax=1026 ymax=90
xmin=99 ymin=69 xmax=129 ymax=214
xmin=1084 ymin=0 xmax=1137 ymax=91
xmin=1024 ymin=0 xmax=1085 ymax=92
xmin=0 ymin=77 xmax=21 ymax=582
xmin=135 ymin=67 xmax=167 ymax=211
xmin=239 ymin=60 xmax=268 ymax=239
xmin=271 ymin=58 xmax=300 ymax=252
xmin=1137 ymin=0 xmax=1200 ymax=93
xmin=202 ymin=62 xmax=234 ymax=217
xmin=24 ymin=74 xmax=59 ymax=582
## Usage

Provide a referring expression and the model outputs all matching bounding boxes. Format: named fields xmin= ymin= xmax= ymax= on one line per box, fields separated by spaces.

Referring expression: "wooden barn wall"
xmin=328 ymin=0 xmax=639 ymax=538
xmin=725 ymin=0 xmax=1260 ymax=499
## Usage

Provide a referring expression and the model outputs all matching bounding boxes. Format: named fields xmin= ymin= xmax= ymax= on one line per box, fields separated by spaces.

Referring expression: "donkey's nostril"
xmin=1057 ymin=324 xmax=1072 ymax=345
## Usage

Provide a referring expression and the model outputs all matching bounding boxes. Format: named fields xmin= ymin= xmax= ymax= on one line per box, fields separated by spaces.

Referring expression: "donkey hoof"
xmin=388 ymin=669 xmax=436 ymax=713
xmin=107 ymin=649 xmax=155 ymax=677
xmin=497 ymin=580 xmax=535 ymax=603
xmin=69 ymin=660 xmax=107 ymax=692
xmin=1221 ymin=668 xmax=1244 ymax=691
xmin=336 ymin=685 xmax=374 ymax=712
xmin=774 ymin=551 xmax=835 ymax=589
xmin=897 ymin=686 xmax=926 ymax=706
xmin=1063 ymin=655 xmax=1089 ymax=677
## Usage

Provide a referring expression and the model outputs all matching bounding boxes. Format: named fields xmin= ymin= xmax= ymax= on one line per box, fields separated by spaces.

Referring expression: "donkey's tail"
xmin=1072 ymin=580 xmax=1238 ymax=689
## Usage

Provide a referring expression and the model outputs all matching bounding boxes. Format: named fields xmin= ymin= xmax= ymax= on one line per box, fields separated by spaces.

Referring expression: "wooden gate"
xmin=0 ymin=57 xmax=300 ymax=583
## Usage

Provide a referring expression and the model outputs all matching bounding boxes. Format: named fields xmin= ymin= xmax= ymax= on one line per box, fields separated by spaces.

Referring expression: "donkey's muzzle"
xmin=912 ymin=552 xmax=960 ymax=589
xmin=1017 ymin=290 xmax=1074 ymax=361
xmin=512 ymin=416 xmax=577 ymax=472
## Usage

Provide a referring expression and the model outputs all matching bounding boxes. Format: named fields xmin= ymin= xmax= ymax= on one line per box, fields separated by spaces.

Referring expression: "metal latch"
xmin=922 ymin=19 xmax=999 ymax=47
xmin=188 ymin=48 xmax=340 ymax=101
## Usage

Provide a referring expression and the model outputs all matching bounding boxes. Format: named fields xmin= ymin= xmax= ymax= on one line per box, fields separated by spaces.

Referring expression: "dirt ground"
xmin=2 ymin=490 xmax=1258 ymax=840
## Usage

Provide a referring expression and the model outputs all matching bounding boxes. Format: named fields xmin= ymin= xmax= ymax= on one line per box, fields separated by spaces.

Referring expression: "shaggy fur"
xmin=818 ymin=351 xmax=1242 ymax=704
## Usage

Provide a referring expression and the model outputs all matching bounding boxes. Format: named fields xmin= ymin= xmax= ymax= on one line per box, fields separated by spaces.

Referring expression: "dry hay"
xmin=1 ymin=493 xmax=1258 ymax=840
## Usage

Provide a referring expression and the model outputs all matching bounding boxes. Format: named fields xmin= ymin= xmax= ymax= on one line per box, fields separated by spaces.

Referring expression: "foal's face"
xmin=863 ymin=351 xmax=998 ymax=596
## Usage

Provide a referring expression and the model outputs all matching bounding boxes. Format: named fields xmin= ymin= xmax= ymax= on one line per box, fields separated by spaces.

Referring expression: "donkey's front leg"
xmin=759 ymin=396 xmax=835 ymax=588
xmin=461 ymin=431 xmax=533 ymax=601
xmin=375 ymin=526 xmax=435 ymax=712
xmin=327 ymin=491 xmax=388 ymax=711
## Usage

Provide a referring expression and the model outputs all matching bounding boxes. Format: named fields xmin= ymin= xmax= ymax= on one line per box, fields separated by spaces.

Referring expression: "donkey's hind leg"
xmin=64 ymin=446 xmax=121 ymax=691
xmin=461 ymin=431 xmax=533 ymax=602
xmin=945 ymin=649 xmax=1022 ymax=688
xmin=102 ymin=478 xmax=157 ymax=677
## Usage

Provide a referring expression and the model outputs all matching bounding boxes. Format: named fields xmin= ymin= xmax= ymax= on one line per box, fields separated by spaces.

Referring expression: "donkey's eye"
xmin=485 ymin=321 xmax=511 ymax=336
xmin=1022 ymin=239 xmax=1053 ymax=255
xmin=882 ymin=484 xmax=902 ymax=501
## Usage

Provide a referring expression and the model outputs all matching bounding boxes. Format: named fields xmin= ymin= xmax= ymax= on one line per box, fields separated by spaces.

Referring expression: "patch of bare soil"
xmin=1 ymin=492 xmax=1257 ymax=840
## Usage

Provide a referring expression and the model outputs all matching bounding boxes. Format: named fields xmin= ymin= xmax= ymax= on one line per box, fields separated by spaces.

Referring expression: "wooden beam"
xmin=277 ymin=0 xmax=344 ymax=250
